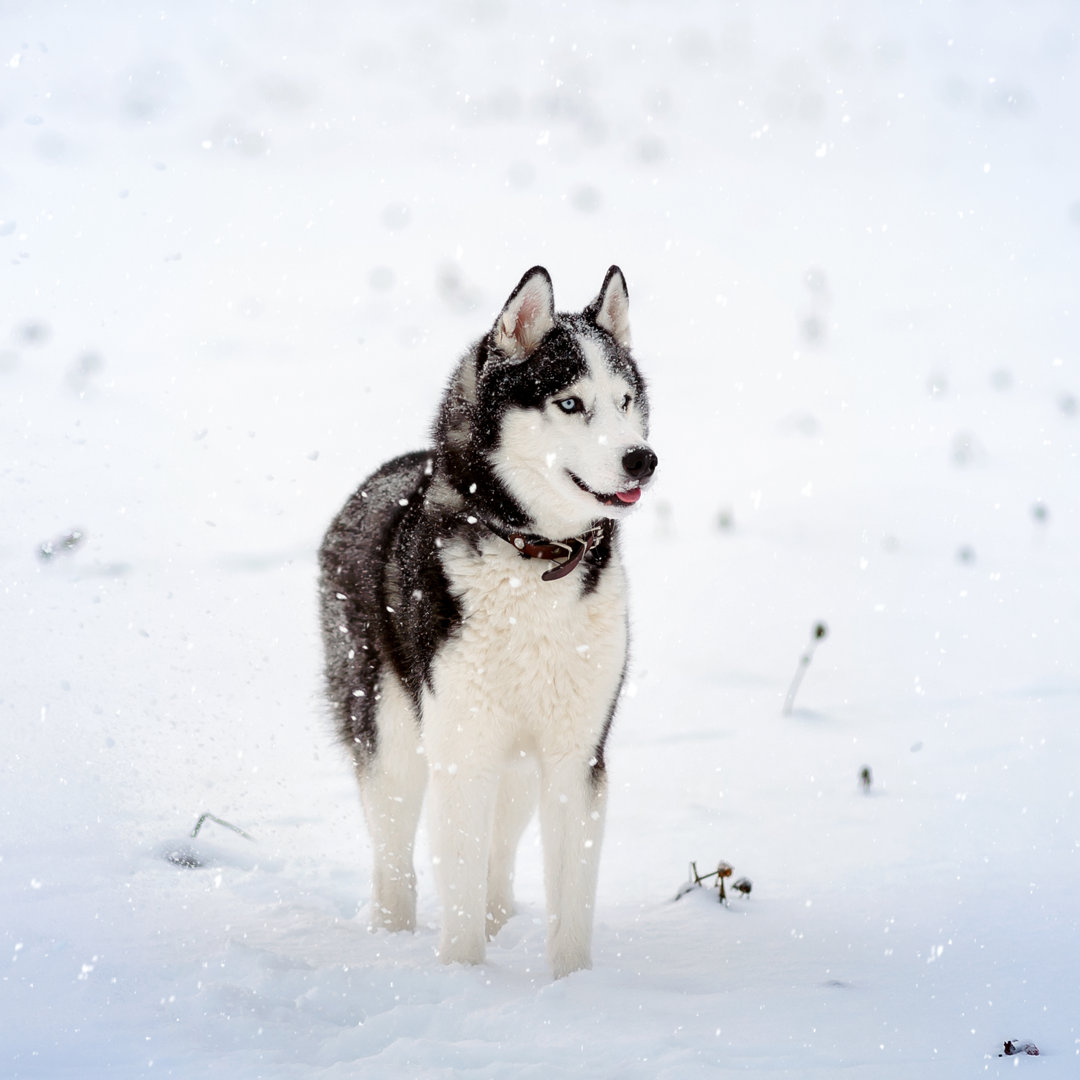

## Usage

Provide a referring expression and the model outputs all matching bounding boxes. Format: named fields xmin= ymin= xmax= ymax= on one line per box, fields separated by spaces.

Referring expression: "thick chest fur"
xmin=426 ymin=538 xmax=628 ymax=759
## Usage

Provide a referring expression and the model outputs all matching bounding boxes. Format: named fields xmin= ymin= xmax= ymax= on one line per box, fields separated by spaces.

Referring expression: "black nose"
xmin=622 ymin=445 xmax=658 ymax=481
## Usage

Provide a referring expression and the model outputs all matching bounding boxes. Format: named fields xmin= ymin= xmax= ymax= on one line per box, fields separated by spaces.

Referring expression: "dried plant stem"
xmin=191 ymin=813 xmax=254 ymax=842
xmin=783 ymin=622 xmax=828 ymax=715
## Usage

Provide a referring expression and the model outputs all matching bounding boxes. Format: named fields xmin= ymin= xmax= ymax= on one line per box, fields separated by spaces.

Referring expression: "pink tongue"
xmin=615 ymin=487 xmax=642 ymax=504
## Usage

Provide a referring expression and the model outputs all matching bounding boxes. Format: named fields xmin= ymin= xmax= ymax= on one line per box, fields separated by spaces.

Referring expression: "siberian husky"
xmin=318 ymin=266 xmax=657 ymax=978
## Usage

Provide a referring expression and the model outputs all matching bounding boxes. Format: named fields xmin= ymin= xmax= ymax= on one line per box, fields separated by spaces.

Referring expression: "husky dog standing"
xmin=318 ymin=266 xmax=657 ymax=978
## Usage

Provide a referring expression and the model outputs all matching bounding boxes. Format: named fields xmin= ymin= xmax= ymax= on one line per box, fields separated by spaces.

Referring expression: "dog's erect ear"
xmin=493 ymin=266 xmax=555 ymax=360
xmin=588 ymin=265 xmax=631 ymax=349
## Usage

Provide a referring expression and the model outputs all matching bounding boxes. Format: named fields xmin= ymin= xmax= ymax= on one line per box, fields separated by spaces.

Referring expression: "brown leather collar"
xmin=503 ymin=521 xmax=610 ymax=581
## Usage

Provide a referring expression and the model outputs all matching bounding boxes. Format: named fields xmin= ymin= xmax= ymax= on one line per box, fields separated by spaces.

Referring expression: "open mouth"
xmin=568 ymin=472 xmax=643 ymax=507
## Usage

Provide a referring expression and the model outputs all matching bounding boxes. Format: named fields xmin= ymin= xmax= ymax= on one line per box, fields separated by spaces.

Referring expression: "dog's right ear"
xmin=492 ymin=266 xmax=555 ymax=360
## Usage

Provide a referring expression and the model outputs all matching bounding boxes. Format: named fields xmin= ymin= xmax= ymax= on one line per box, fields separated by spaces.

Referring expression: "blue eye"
xmin=556 ymin=396 xmax=584 ymax=414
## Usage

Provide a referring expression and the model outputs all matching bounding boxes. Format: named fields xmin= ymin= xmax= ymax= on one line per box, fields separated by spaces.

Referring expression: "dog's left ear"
xmin=587 ymin=265 xmax=631 ymax=349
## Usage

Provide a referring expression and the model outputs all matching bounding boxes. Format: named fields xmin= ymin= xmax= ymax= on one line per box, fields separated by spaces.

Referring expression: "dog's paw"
xmin=370 ymin=912 xmax=416 ymax=934
xmin=549 ymin=947 xmax=592 ymax=980
xmin=369 ymin=900 xmax=416 ymax=934
xmin=485 ymin=899 xmax=515 ymax=939
xmin=438 ymin=930 xmax=487 ymax=967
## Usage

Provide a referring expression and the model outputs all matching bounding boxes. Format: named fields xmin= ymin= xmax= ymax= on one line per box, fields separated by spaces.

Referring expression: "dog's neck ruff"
xmin=487 ymin=519 xmax=611 ymax=582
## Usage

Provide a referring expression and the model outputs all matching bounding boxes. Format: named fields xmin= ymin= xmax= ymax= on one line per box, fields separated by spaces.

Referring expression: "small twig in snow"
xmin=191 ymin=812 xmax=254 ymax=842
xmin=783 ymin=622 xmax=828 ymax=715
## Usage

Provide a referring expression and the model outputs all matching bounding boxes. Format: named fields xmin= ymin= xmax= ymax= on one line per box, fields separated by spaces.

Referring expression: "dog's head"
xmin=436 ymin=266 xmax=657 ymax=539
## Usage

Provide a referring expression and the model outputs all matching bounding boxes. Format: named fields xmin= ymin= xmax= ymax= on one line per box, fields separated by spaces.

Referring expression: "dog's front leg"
xmin=539 ymin=759 xmax=607 ymax=978
xmin=486 ymin=756 xmax=539 ymax=938
xmin=427 ymin=753 xmax=499 ymax=967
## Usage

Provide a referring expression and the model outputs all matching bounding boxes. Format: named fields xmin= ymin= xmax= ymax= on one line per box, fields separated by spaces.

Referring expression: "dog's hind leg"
xmin=486 ymin=756 xmax=539 ymax=938
xmin=357 ymin=676 xmax=426 ymax=933
xmin=539 ymin=758 xmax=608 ymax=979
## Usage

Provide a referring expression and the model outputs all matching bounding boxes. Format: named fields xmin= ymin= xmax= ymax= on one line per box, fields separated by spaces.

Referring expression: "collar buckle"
xmin=503 ymin=522 xmax=608 ymax=581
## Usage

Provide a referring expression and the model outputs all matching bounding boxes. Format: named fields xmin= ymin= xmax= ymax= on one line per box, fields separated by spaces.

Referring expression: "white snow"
xmin=2 ymin=1 xmax=1078 ymax=1076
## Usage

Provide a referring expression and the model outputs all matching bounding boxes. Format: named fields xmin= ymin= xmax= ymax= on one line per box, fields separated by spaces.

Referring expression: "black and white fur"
xmin=318 ymin=266 xmax=656 ymax=978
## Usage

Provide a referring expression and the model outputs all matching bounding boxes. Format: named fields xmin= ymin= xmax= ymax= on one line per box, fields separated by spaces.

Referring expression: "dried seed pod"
xmin=1002 ymin=1041 xmax=1039 ymax=1056
xmin=732 ymin=877 xmax=752 ymax=897
xmin=716 ymin=862 xmax=733 ymax=903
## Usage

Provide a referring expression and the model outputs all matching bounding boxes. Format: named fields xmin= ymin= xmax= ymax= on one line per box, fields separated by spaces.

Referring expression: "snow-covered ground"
xmin=3 ymin=1 xmax=1078 ymax=1075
